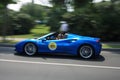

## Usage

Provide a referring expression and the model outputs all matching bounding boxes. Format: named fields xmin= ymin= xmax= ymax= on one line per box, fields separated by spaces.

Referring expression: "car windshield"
xmin=37 ymin=32 xmax=55 ymax=40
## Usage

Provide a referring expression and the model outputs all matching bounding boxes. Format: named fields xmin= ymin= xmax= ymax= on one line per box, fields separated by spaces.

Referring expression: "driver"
xmin=56 ymin=32 xmax=65 ymax=40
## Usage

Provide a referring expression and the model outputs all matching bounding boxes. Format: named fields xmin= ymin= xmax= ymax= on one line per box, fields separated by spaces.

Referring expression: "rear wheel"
xmin=24 ymin=43 xmax=37 ymax=56
xmin=79 ymin=45 xmax=94 ymax=59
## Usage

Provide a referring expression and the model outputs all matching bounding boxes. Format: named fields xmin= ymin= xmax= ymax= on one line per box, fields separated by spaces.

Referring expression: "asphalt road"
xmin=0 ymin=47 xmax=120 ymax=80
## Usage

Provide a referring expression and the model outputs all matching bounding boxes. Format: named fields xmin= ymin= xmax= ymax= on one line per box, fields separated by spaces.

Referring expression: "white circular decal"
xmin=48 ymin=42 xmax=57 ymax=50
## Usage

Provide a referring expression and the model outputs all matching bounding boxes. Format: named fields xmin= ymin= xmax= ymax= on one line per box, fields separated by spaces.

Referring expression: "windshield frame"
xmin=37 ymin=32 xmax=55 ymax=40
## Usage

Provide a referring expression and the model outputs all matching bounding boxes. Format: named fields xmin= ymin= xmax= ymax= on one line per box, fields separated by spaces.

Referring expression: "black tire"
xmin=24 ymin=43 xmax=37 ymax=56
xmin=78 ymin=45 xmax=94 ymax=59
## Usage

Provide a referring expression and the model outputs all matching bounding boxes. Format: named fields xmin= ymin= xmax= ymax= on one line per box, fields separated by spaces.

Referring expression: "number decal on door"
xmin=48 ymin=42 xmax=57 ymax=50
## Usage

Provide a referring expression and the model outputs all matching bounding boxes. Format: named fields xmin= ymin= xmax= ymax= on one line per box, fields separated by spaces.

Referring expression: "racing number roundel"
xmin=48 ymin=42 xmax=57 ymax=50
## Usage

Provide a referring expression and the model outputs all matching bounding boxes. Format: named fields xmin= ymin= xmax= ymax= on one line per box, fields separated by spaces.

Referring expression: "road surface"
xmin=0 ymin=47 xmax=120 ymax=80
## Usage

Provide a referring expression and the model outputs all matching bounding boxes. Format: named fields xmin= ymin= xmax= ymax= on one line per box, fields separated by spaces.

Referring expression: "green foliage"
xmin=20 ymin=3 xmax=49 ymax=20
xmin=62 ymin=11 xmax=99 ymax=36
xmin=94 ymin=1 xmax=120 ymax=41
xmin=0 ymin=10 xmax=35 ymax=35
xmin=11 ymin=12 xmax=35 ymax=34
xmin=74 ymin=0 xmax=93 ymax=8
xmin=48 ymin=0 xmax=98 ymax=36
xmin=49 ymin=0 xmax=64 ymax=6
xmin=0 ymin=0 xmax=17 ymax=41
xmin=48 ymin=0 xmax=120 ymax=41
xmin=0 ymin=0 xmax=120 ymax=41
xmin=47 ymin=6 xmax=66 ymax=31
xmin=0 ymin=0 xmax=16 ymax=8
xmin=5 ymin=25 xmax=50 ymax=38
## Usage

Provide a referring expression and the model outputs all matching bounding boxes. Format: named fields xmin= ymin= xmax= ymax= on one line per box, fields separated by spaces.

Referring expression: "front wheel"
xmin=24 ymin=43 xmax=37 ymax=56
xmin=78 ymin=45 xmax=94 ymax=59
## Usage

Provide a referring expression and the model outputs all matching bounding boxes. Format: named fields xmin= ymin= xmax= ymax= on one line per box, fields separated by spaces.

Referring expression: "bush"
xmin=47 ymin=2 xmax=120 ymax=41
xmin=12 ymin=13 xmax=35 ymax=34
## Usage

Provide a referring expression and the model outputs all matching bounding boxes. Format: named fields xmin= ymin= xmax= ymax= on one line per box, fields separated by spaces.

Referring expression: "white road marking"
xmin=0 ymin=59 xmax=120 ymax=70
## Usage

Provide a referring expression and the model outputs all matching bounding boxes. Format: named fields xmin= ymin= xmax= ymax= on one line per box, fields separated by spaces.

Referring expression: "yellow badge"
xmin=48 ymin=42 xmax=57 ymax=50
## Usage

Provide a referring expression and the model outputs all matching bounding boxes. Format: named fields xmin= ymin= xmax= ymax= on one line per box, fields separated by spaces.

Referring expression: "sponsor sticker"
xmin=48 ymin=42 xmax=57 ymax=50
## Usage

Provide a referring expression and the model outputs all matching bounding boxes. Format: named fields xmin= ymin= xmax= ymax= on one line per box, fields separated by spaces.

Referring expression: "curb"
xmin=0 ymin=43 xmax=15 ymax=47
xmin=102 ymin=48 xmax=120 ymax=51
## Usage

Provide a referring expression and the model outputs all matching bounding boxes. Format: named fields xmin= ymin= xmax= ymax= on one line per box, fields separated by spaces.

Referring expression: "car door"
xmin=39 ymin=38 xmax=78 ymax=53
xmin=38 ymin=39 xmax=65 ymax=53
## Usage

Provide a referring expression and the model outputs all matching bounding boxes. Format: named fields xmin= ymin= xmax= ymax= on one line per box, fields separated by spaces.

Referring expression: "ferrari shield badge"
xmin=48 ymin=42 xmax=57 ymax=50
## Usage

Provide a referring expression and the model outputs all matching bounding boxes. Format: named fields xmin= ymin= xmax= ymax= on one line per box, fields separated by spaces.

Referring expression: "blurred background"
xmin=0 ymin=0 xmax=120 ymax=43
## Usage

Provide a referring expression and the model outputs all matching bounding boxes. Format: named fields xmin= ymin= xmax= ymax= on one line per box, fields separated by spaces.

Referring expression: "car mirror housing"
xmin=42 ymin=38 xmax=46 ymax=42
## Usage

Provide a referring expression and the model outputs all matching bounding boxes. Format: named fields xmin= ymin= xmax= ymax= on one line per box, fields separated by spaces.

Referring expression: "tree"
xmin=13 ymin=13 xmax=35 ymax=34
xmin=93 ymin=1 xmax=120 ymax=41
xmin=48 ymin=0 xmax=120 ymax=41
xmin=0 ymin=0 xmax=16 ymax=9
xmin=47 ymin=6 xmax=66 ymax=31
xmin=49 ymin=0 xmax=93 ymax=10
xmin=0 ymin=10 xmax=35 ymax=35
xmin=0 ymin=0 xmax=16 ymax=41
xmin=48 ymin=0 xmax=94 ymax=32
xmin=20 ymin=3 xmax=49 ymax=21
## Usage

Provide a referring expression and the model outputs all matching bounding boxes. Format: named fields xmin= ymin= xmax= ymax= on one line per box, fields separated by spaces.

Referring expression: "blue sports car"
xmin=15 ymin=32 xmax=102 ymax=59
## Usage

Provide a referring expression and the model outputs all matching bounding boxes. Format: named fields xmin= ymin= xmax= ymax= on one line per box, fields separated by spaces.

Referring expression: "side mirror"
xmin=42 ymin=38 xmax=46 ymax=42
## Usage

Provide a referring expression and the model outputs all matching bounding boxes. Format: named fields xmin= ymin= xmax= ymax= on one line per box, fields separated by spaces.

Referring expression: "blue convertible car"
xmin=15 ymin=32 xmax=102 ymax=59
